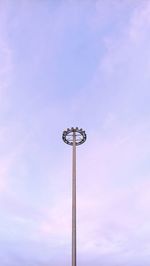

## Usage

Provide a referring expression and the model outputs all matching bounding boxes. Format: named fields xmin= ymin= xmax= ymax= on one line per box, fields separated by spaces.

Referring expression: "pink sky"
xmin=0 ymin=1 xmax=150 ymax=265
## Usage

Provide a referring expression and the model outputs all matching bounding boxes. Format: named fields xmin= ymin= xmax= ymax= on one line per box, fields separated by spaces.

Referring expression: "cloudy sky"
xmin=0 ymin=0 xmax=150 ymax=265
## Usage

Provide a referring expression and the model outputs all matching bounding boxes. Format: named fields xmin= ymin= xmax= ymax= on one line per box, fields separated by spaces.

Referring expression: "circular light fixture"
xmin=62 ymin=127 xmax=87 ymax=146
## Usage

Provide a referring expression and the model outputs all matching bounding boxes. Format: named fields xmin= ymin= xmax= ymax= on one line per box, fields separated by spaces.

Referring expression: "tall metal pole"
xmin=72 ymin=131 xmax=76 ymax=266
xmin=62 ymin=127 xmax=86 ymax=266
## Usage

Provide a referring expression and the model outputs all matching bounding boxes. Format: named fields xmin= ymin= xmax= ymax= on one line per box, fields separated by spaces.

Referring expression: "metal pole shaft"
xmin=72 ymin=131 xmax=76 ymax=266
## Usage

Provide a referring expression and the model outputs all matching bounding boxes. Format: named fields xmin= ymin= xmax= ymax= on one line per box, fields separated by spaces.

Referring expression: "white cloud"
xmin=100 ymin=1 xmax=150 ymax=75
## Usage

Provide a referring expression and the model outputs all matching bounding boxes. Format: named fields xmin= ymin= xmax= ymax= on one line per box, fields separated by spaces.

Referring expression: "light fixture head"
xmin=62 ymin=127 xmax=86 ymax=146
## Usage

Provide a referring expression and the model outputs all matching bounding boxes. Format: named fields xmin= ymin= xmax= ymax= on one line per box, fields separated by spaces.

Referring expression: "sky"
xmin=0 ymin=0 xmax=150 ymax=265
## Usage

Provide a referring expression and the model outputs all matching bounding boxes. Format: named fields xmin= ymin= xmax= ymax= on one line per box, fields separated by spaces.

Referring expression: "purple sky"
xmin=0 ymin=1 xmax=150 ymax=265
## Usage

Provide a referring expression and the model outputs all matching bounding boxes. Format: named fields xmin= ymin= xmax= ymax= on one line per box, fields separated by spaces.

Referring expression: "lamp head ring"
xmin=62 ymin=127 xmax=86 ymax=146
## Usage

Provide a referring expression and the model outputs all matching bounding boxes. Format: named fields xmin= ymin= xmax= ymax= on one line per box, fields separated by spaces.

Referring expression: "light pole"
xmin=62 ymin=127 xmax=87 ymax=266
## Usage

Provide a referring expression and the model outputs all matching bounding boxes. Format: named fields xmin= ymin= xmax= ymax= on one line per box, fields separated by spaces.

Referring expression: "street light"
xmin=62 ymin=127 xmax=87 ymax=266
